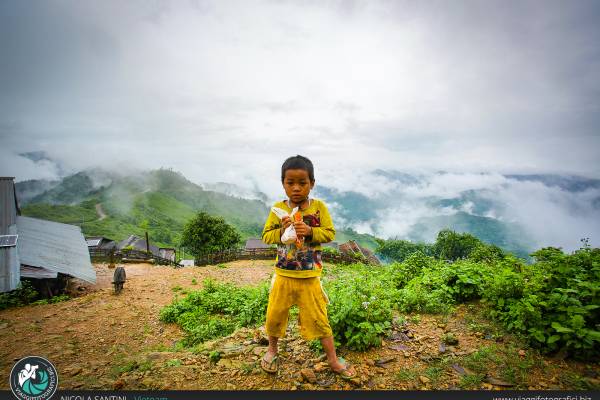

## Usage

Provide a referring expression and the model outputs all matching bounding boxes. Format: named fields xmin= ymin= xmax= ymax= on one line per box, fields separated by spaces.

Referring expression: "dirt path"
xmin=95 ymin=203 xmax=107 ymax=220
xmin=0 ymin=261 xmax=598 ymax=391
xmin=0 ymin=260 xmax=272 ymax=390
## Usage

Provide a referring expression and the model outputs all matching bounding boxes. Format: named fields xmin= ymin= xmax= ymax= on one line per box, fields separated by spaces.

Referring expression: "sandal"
xmin=334 ymin=357 xmax=357 ymax=380
xmin=260 ymin=353 xmax=278 ymax=374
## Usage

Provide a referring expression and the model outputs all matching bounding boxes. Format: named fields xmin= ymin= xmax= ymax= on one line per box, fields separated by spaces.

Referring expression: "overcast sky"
xmin=1 ymin=0 xmax=599 ymax=250
xmin=1 ymin=0 xmax=599 ymax=188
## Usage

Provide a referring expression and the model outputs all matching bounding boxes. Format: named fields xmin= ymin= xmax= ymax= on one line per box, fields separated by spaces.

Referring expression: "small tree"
xmin=181 ymin=212 xmax=241 ymax=257
xmin=433 ymin=229 xmax=481 ymax=261
xmin=375 ymin=237 xmax=435 ymax=263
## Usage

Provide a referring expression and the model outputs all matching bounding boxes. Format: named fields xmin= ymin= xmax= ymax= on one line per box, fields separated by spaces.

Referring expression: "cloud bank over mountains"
xmin=13 ymin=151 xmax=600 ymax=255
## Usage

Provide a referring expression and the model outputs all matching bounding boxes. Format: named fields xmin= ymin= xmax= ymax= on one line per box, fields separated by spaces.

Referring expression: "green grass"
xmin=165 ymin=359 xmax=182 ymax=367
xmin=450 ymin=343 xmax=544 ymax=389
xmin=560 ymin=371 xmax=600 ymax=390
xmin=459 ymin=373 xmax=486 ymax=389
xmin=424 ymin=366 xmax=445 ymax=384
xmin=396 ymin=367 xmax=420 ymax=381
xmin=22 ymin=203 xmax=98 ymax=225
xmin=112 ymin=359 xmax=153 ymax=376
xmin=461 ymin=345 xmax=500 ymax=374
xmin=241 ymin=362 xmax=255 ymax=374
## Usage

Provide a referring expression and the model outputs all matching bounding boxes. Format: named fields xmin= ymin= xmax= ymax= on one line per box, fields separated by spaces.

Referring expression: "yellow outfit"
xmin=265 ymin=275 xmax=333 ymax=340
xmin=261 ymin=198 xmax=335 ymax=278
xmin=262 ymin=198 xmax=335 ymax=339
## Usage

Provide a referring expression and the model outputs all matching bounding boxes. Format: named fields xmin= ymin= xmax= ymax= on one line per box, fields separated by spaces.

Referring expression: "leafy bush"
xmin=159 ymin=278 xmax=269 ymax=346
xmin=375 ymin=238 xmax=435 ymax=263
xmin=0 ymin=280 xmax=40 ymax=310
xmin=396 ymin=278 xmax=454 ymax=314
xmin=321 ymin=246 xmax=340 ymax=256
xmin=324 ymin=265 xmax=394 ymax=350
xmin=32 ymin=294 xmax=70 ymax=305
xmin=483 ymin=246 xmax=600 ymax=359
xmin=394 ymin=257 xmax=490 ymax=313
xmin=388 ymin=251 xmax=435 ymax=288
xmin=433 ymin=229 xmax=482 ymax=261
xmin=468 ymin=243 xmax=506 ymax=263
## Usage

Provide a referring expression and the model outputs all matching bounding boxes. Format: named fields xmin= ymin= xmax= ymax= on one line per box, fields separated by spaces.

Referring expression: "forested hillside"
xmin=17 ymin=168 xmax=380 ymax=250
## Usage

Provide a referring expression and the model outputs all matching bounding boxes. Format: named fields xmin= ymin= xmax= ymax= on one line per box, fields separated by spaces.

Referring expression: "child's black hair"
xmin=281 ymin=155 xmax=315 ymax=183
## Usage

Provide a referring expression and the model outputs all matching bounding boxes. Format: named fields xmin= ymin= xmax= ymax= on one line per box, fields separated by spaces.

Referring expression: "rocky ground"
xmin=0 ymin=260 xmax=598 ymax=391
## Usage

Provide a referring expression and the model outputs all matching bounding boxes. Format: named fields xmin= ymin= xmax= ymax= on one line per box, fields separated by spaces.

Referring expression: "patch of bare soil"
xmin=0 ymin=260 xmax=598 ymax=391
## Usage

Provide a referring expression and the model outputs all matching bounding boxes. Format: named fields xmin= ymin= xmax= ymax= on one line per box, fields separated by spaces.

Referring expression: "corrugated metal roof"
xmin=16 ymin=216 xmax=96 ymax=284
xmin=245 ymin=238 xmax=271 ymax=249
xmin=0 ymin=178 xmax=20 ymax=292
xmin=21 ymin=265 xmax=58 ymax=279
xmin=117 ymin=235 xmax=160 ymax=255
xmin=86 ymin=238 xmax=102 ymax=247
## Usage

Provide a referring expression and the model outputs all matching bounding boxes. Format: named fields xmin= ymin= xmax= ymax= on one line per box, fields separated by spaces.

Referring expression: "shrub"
xmin=159 ymin=278 xmax=269 ymax=346
xmin=324 ymin=265 xmax=394 ymax=350
xmin=468 ymin=243 xmax=506 ymax=264
xmin=396 ymin=277 xmax=454 ymax=314
xmin=375 ymin=238 xmax=435 ymax=263
xmin=0 ymin=280 xmax=40 ymax=310
xmin=483 ymin=246 xmax=600 ymax=359
xmin=433 ymin=229 xmax=482 ymax=261
xmin=394 ymin=257 xmax=491 ymax=313
xmin=388 ymin=251 xmax=436 ymax=288
xmin=321 ymin=246 xmax=340 ymax=256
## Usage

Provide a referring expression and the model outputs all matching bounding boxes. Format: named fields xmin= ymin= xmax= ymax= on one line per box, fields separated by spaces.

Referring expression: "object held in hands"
xmin=272 ymin=206 xmax=300 ymax=245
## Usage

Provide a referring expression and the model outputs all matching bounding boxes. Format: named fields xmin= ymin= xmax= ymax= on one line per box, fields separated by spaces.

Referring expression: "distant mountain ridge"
xmin=15 ymin=167 xmax=600 ymax=258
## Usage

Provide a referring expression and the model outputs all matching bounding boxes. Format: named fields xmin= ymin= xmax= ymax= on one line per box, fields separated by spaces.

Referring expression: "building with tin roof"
xmin=0 ymin=177 xmax=96 ymax=293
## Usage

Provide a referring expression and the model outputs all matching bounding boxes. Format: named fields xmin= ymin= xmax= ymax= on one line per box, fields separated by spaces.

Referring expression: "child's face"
xmin=282 ymin=169 xmax=314 ymax=204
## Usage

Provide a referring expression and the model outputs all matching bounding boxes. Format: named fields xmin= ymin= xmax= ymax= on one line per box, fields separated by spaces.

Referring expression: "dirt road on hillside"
xmin=95 ymin=203 xmax=107 ymax=220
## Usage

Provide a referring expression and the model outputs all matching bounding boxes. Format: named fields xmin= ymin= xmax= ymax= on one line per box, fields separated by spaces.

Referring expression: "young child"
xmin=260 ymin=155 xmax=356 ymax=379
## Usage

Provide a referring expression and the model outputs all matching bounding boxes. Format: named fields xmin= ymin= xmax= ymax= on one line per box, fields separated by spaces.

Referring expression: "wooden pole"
xmin=145 ymin=231 xmax=150 ymax=255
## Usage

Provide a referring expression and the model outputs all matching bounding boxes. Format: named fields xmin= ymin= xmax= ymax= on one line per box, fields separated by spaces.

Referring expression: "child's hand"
xmin=293 ymin=221 xmax=312 ymax=237
xmin=282 ymin=216 xmax=292 ymax=230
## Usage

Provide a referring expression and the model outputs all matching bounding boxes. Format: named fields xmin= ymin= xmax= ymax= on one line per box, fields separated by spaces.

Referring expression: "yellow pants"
xmin=265 ymin=275 xmax=333 ymax=340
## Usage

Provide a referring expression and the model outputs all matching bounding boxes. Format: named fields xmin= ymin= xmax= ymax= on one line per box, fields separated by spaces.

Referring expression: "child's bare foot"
xmin=329 ymin=357 xmax=356 ymax=379
xmin=260 ymin=350 xmax=279 ymax=373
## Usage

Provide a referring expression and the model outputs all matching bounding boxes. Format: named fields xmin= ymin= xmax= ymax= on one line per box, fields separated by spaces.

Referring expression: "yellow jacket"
xmin=261 ymin=198 xmax=335 ymax=278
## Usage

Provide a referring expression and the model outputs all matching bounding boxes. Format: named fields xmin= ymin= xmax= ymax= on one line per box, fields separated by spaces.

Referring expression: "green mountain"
xmin=20 ymin=167 xmax=582 ymax=257
xmin=17 ymin=168 xmax=379 ymax=251
xmin=19 ymin=168 xmax=268 ymax=249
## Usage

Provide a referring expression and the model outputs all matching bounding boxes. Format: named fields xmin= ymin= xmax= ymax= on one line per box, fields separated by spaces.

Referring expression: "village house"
xmin=339 ymin=240 xmax=381 ymax=265
xmin=244 ymin=238 xmax=273 ymax=250
xmin=116 ymin=234 xmax=160 ymax=256
xmin=0 ymin=177 xmax=96 ymax=295
xmin=85 ymin=236 xmax=116 ymax=251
